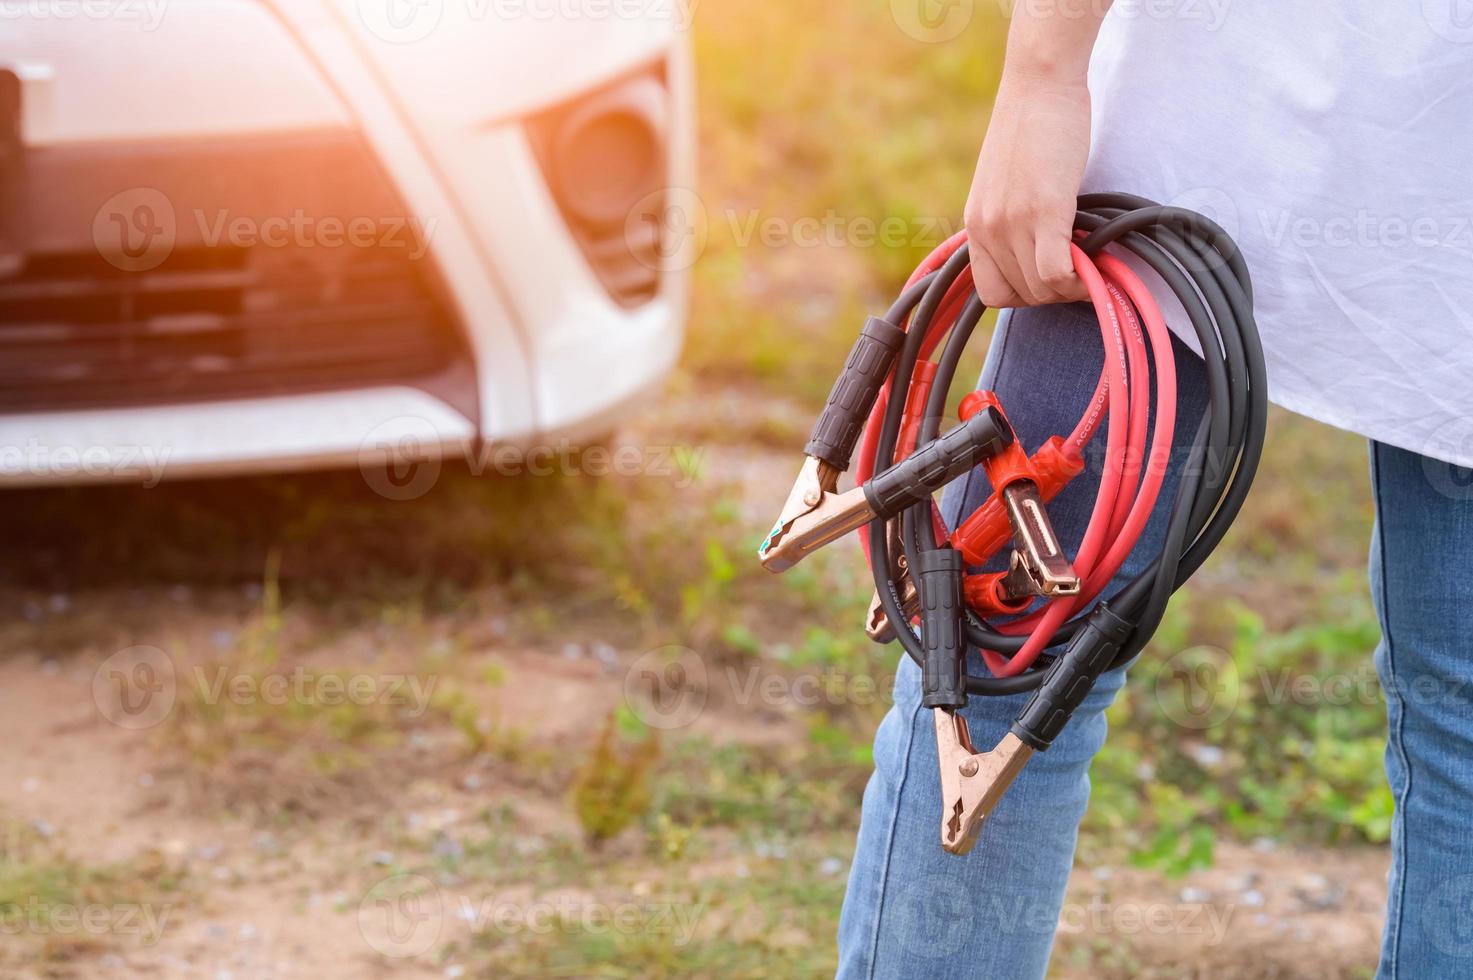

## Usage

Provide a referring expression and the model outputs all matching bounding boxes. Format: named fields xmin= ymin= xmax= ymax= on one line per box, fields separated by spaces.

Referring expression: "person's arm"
xmin=965 ymin=2 xmax=1111 ymax=307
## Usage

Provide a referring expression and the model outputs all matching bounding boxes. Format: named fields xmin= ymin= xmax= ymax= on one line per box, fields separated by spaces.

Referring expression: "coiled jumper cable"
xmin=758 ymin=193 xmax=1267 ymax=855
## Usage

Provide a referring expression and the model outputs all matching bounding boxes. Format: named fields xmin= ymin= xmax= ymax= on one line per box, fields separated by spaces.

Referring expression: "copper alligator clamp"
xmin=935 ymin=709 xmax=1034 ymax=855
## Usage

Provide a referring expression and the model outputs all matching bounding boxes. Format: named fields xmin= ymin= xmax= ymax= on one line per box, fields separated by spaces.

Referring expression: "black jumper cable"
xmin=759 ymin=193 xmax=1267 ymax=855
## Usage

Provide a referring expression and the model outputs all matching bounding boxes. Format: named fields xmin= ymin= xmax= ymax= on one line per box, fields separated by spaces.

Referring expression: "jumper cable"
xmin=758 ymin=194 xmax=1267 ymax=856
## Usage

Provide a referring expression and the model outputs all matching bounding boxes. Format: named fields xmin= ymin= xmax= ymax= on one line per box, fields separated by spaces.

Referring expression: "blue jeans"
xmin=836 ymin=303 xmax=1473 ymax=979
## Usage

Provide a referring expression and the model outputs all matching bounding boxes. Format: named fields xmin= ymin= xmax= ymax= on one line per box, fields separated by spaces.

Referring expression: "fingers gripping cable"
xmin=758 ymin=194 xmax=1267 ymax=856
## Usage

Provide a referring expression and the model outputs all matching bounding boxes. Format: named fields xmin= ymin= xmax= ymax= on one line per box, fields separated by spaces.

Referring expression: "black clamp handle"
xmin=805 ymin=316 xmax=907 ymax=471
xmin=1011 ymin=604 xmax=1133 ymax=751
xmin=863 ymin=405 xmax=1012 ymax=519
xmin=916 ymin=547 xmax=968 ymax=709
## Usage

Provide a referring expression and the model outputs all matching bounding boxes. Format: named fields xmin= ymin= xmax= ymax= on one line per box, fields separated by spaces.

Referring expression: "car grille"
xmin=0 ymin=242 xmax=465 ymax=413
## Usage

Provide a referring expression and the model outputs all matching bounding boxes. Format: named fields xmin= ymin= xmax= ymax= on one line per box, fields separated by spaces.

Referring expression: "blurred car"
xmin=0 ymin=0 xmax=694 ymax=485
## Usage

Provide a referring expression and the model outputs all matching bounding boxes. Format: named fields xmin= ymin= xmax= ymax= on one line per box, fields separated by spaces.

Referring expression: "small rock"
xmin=204 ymin=924 xmax=229 ymax=941
xmin=254 ymin=833 xmax=280 ymax=855
xmin=197 ymin=843 xmax=224 ymax=862
xmin=1179 ymin=887 xmax=1211 ymax=903
xmin=21 ymin=777 xmax=38 ymax=794
xmin=432 ymin=835 xmax=464 ymax=862
xmin=1252 ymin=837 xmax=1278 ymax=853
xmin=819 ymin=857 xmax=844 ymax=877
xmin=1225 ymin=872 xmax=1260 ymax=891
xmin=1242 ymin=890 xmax=1265 ymax=908
xmin=211 ymin=630 xmax=236 ymax=650
xmin=561 ymin=643 xmax=584 ymax=661
xmin=1189 ymin=744 xmax=1225 ymax=768
xmin=238 ymin=924 xmax=257 ymax=941
xmin=445 ymin=966 xmax=466 ymax=979
xmin=30 ymin=819 xmax=54 ymax=839
xmin=460 ymin=773 xmax=483 ymax=792
xmin=370 ymin=851 xmax=396 ymax=867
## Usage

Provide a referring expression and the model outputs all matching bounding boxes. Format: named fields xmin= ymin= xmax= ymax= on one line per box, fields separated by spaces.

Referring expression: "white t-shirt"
xmin=1085 ymin=2 xmax=1473 ymax=466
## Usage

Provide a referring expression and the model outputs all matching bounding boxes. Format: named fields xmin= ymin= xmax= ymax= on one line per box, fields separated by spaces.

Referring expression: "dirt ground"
xmin=0 ymin=401 xmax=1391 ymax=978
xmin=0 ymin=638 xmax=1390 ymax=979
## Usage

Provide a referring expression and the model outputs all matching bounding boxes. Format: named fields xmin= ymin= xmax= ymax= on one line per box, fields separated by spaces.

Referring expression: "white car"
xmin=0 ymin=0 xmax=694 ymax=486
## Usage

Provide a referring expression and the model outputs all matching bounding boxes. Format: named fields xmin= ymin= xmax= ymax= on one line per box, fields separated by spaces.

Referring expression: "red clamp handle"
xmin=949 ymin=392 xmax=1087 ymax=568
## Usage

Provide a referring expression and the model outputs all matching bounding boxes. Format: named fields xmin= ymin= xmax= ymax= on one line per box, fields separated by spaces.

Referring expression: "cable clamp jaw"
xmin=759 ymin=456 xmax=875 ymax=573
xmin=935 ymin=710 xmax=1034 ymax=856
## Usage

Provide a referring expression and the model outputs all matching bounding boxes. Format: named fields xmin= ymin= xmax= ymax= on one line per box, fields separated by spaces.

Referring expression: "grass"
xmin=0 ymin=818 xmax=187 ymax=977
xmin=2 ymin=1 xmax=1391 ymax=975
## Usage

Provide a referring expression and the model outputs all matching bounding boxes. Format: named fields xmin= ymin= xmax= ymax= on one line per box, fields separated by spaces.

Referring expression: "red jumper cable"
xmin=758 ymin=195 xmax=1266 ymax=855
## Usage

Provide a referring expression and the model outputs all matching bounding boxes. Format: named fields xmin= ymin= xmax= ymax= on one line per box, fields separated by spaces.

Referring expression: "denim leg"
xmin=1369 ymin=442 xmax=1473 ymax=979
xmin=837 ymin=303 xmax=1209 ymax=980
